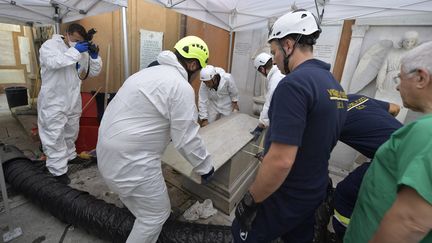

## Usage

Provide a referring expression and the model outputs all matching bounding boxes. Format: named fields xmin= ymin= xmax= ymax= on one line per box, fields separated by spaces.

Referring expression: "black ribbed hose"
xmin=1 ymin=144 xmax=232 ymax=243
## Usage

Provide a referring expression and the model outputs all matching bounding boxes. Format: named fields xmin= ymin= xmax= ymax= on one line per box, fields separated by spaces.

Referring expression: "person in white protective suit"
xmin=38 ymin=23 xmax=102 ymax=184
xmin=198 ymin=65 xmax=239 ymax=127
xmin=250 ymin=53 xmax=285 ymax=142
xmin=97 ymin=36 xmax=215 ymax=243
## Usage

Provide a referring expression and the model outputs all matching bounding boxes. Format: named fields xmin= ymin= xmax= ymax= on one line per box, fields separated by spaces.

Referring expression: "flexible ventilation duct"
xmin=1 ymin=144 xmax=232 ymax=243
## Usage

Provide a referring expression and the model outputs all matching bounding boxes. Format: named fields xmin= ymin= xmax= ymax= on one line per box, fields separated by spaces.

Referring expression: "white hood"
xmin=157 ymin=50 xmax=188 ymax=81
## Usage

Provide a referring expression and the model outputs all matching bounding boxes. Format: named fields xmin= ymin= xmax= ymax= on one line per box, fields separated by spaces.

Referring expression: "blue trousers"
xmin=231 ymin=191 xmax=322 ymax=243
xmin=333 ymin=162 xmax=370 ymax=238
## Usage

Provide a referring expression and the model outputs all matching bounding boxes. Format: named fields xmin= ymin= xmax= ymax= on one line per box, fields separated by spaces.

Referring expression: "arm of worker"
xmin=226 ymin=74 xmax=239 ymax=111
xmin=88 ymin=54 xmax=103 ymax=77
xmin=232 ymin=101 xmax=239 ymax=112
xmin=169 ymin=83 xmax=213 ymax=176
xmin=388 ymin=103 xmax=401 ymax=117
xmin=258 ymin=88 xmax=271 ymax=127
xmin=77 ymin=52 xmax=103 ymax=78
xmin=198 ymin=82 xmax=209 ymax=126
xmin=252 ymin=77 xmax=276 ymax=139
xmin=39 ymin=40 xmax=82 ymax=70
xmin=370 ymin=97 xmax=401 ymax=117
xmin=249 ymin=142 xmax=298 ymax=202
xmin=258 ymin=73 xmax=282 ymax=127
xmin=369 ymin=186 xmax=432 ymax=243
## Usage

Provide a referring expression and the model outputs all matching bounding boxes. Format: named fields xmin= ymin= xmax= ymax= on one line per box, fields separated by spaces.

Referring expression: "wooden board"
xmin=162 ymin=113 xmax=257 ymax=184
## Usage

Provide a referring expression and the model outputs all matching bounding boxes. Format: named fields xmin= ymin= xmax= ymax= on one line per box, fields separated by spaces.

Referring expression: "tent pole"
xmin=228 ymin=30 xmax=233 ymax=72
xmin=54 ymin=5 xmax=61 ymax=34
xmin=121 ymin=6 xmax=130 ymax=80
xmin=55 ymin=23 xmax=60 ymax=34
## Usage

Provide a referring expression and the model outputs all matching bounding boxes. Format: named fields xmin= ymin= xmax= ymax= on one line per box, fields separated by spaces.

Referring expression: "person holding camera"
xmin=37 ymin=23 xmax=102 ymax=184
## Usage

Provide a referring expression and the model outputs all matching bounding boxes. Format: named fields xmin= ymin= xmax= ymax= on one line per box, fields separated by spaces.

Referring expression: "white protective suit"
xmin=259 ymin=65 xmax=285 ymax=126
xmin=97 ymin=50 xmax=213 ymax=243
xmin=198 ymin=68 xmax=239 ymax=122
xmin=38 ymin=34 xmax=102 ymax=176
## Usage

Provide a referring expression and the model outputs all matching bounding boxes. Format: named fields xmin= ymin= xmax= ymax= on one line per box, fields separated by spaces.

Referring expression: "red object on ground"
xmin=75 ymin=92 xmax=99 ymax=153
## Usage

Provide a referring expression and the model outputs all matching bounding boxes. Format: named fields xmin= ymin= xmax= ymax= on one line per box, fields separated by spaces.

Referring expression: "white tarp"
xmin=0 ymin=0 xmax=127 ymax=25
xmin=145 ymin=0 xmax=432 ymax=31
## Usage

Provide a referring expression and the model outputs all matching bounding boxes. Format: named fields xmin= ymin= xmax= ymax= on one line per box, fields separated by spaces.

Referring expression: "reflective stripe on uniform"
xmin=333 ymin=209 xmax=350 ymax=227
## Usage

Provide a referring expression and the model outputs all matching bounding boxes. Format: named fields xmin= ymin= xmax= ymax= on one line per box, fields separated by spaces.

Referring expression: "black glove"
xmin=235 ymin=191 xmax=259 ymax=231
xmin=201 ymin=166 xmax=214 ymax=184
xmin=250 ymin=126 xmax=264 ymax=142
xmin=255 ymin=151 xmax=264 ymax=161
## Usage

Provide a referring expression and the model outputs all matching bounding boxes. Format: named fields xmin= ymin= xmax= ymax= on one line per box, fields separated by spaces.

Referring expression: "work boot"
xmin=54 ymin=174 xmax=71 ymax=185
xmin=68 ymin=156 xmax=90 ymax=165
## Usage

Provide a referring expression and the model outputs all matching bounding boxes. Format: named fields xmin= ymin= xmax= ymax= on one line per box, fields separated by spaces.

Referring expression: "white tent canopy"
xmin=146 ymin=0 xmax=432 ymax=31
xmin=0 ymin=0 xmax=127 ymax=26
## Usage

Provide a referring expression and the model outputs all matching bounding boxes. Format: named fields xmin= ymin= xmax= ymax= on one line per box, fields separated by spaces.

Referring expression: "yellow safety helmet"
xmin=174 ymin=36 xmax=209 ymax=68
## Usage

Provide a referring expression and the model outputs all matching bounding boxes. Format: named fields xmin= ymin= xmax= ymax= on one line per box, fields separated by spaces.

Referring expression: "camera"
xmin=85 ymin=28 xmax=99 ymax=54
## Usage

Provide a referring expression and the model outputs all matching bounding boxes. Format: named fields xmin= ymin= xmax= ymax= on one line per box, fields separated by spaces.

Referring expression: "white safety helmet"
xmin=268 ymin=9 xmax=321 ymax=42
xmin=200 ymin=65 xmax=216 ymax=81
xmin=254 ymin=53 xmax=272 ymax=70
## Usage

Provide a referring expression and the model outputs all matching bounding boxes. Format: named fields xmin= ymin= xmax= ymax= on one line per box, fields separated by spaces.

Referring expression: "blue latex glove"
xmin=201 ymin=166 xmax=215 ymax=184
xmin=74 ymin=41 xmax=89 ymax=53
xmin=89 ymin=48 xmax=99 ymax=59
xmin=250 ymin=126 xmax=264 ymax=142
xmin=236 ymin=191 xmax=259 ymax=232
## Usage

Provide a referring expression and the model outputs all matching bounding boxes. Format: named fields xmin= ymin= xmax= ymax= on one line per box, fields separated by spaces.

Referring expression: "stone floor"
xmin=0 ymin=94 xmax=233 ymax=243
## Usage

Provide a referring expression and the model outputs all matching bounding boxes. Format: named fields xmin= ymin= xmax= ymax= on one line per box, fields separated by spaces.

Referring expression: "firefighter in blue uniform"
xmin=231 ymin=9 xmax=347 ymax=242
xmin=332 ymin=94 xmax=402 ymax=240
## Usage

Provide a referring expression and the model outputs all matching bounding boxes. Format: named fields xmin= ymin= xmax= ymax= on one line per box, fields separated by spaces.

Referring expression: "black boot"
xmin=68 ymin=156 xmax=90 ymax=164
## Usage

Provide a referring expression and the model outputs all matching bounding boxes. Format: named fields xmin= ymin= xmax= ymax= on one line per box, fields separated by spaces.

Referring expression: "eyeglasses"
xmin=392 ymin=69 xmax=418 ymax=85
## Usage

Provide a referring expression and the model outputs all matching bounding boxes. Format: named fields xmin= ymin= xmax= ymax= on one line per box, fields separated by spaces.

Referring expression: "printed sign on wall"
xmin=139 ymin=29 xmax=163 ymax=70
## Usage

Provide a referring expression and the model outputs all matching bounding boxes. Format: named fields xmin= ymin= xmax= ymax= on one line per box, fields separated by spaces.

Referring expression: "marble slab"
xmin=162 ymin=113 xmax=257 ymax=184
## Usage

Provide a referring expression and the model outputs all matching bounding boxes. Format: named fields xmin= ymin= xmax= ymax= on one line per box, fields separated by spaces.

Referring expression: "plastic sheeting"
xmin=183 ymin=199 xmax=218 ymax=221
xmin=146 ymin=0 xmax=432 ymax=31
xmin=0 ymin=0 xmax=127 ymax=26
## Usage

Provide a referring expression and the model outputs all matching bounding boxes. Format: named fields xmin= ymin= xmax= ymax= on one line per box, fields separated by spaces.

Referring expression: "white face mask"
xmin=68 ymin=41 xmax=77 ymax=47
xmin=66 ymin=34 xmax=77 ymax=47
